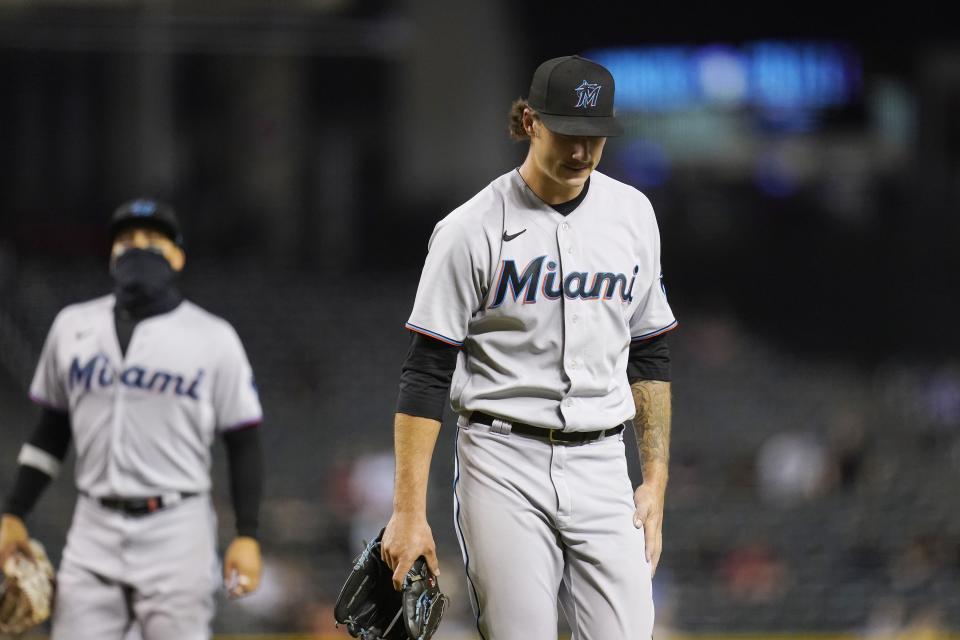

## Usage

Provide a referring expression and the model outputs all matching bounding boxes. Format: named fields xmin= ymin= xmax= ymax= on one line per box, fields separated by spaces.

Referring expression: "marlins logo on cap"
xmin=574 ymin=80 xmax=602 ymax=108
xmin=128 ymin=200 xmax=159 ymax=217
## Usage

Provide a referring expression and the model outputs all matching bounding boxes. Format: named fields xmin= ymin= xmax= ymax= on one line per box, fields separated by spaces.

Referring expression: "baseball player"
xmin=0 ymin=199 xmax=265 ymax=639
xmin=382 ymin=55 xmax=676 ymax=639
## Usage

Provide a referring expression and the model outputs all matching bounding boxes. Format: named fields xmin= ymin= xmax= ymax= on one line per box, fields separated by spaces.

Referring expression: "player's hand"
xmin=223 ymin=536 xmax=262 ymax=599
xmin=381 ymin=512 xmax=440 ymax=591
xmin=633 ymin=483 xmax=665 ymax=577
xmin=0 ymin=514 xmax=33 ymax=567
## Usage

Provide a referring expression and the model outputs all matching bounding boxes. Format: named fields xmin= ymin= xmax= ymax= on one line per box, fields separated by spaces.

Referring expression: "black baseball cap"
xmin=108 ymin=198 xmax=183 ymax=247
xmin=527 ymin=55 xmax=623 ymax=137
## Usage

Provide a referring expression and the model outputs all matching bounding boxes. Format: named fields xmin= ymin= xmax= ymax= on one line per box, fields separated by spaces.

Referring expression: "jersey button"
xmin=571 ymin=314 xmax=579 ymax=323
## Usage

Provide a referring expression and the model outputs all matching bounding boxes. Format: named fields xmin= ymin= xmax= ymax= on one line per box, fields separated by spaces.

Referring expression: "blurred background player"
xmin=0 ymin=199 xmax=265 ymax=640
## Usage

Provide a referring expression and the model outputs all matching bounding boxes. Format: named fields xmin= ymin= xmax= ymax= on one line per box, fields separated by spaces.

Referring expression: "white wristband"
xmin=17 ymin=444 xmax=62 ymax=478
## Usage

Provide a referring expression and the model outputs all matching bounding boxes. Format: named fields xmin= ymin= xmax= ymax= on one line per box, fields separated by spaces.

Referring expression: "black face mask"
xmin=111 ymin=248 xmax=180 ymax=317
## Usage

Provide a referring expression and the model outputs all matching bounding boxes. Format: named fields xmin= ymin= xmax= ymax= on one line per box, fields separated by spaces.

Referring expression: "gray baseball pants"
xmin=51 ymin=494 xmax=219 ymax=640
xmin=453 ymin=417 xmax=655 ymax=640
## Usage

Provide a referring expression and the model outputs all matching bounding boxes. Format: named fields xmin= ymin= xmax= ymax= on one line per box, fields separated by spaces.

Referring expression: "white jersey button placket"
xmin=558 ymin=218 xmax=587 ymax=427
xmin=557 ymin=220 xmax=574 ymax=424
xmin=108 ymin=323 xmax=139 ymax=496
xmin=107 ymin=366 xmax=125 ymax=494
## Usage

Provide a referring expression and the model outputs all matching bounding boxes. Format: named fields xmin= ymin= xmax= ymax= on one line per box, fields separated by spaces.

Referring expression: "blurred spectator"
xmin=325 ymin=457 xmax=356 ymax=522
xmin=866 ymin=601 xmax=951 ymax=640
xmin=668 ymin=450 xmax=703 ymax=506
xmin=427 ymin=553 xmax=481 ymax=638
xmin=862 ymin=597 xmax=906 ymax=638
xmin=717 ymin=538 xmax=788 ymax=603
xmin=825 ymin=405 xmax=869 ymax=491
xmin=346 ymin=449 xmax=395 ymax=553
xmin=900 ymin=605 xmax=948 ymax=640
xmin=755 ymin=430 xmax=830 ymax=506
xmin=919 ymin=366 xmax=960 ymax=449
xmin=651 ymin=568 xmax=679 ymax=640
xmin=890 ymin=535 xmax=950 ymax=595
xmin=844 ymin=539 xmax=887 ymax=584
xmin=300 ymin=598 xmax=352 ymax=637
xmin=681 ymin=314 xmax=742 ymax=369
xmin=261 ymin=497 xmax=327 ymax=545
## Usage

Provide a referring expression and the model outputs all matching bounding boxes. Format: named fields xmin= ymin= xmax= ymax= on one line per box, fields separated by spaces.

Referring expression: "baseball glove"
xmin=334 ymin=529 xmax=449 ymax=640
xmin=0 ymin=539 xmax=55 ymax=636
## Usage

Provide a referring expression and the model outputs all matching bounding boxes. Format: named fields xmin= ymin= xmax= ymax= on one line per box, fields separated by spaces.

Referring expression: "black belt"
xmin=470 ymin=411 xmax=625 ymax=444
xmin=95 ymin=492 xmax=197 ymax=516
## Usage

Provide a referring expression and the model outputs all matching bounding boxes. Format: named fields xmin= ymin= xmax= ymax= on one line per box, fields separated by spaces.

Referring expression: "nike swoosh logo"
xmin=76 ymin=330 xmax=93 ymax=339
xmin=503 ymin=229 xmax=527 ymax=242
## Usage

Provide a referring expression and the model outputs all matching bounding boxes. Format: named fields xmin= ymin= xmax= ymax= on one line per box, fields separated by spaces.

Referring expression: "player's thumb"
xmin=633 ymin=502 xmax=648 ymax=529
xmin=633 ymin=490 xmax=654 ymax=529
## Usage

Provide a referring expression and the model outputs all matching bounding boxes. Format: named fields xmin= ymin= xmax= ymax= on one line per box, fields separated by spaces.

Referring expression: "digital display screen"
xmin=584 ymin=42 xmax=861 ymax=112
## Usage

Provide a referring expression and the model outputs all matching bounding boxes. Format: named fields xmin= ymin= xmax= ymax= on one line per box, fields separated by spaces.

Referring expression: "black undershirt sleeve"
xmin=627 ymin=334 xmax=671 ymax=383
xmin=396 ymin=333 xmax=459 ymax=422
xmin=222 ymin=425 xmax=264 ymax=539
xmin=4 ymin=467 xmax=53 ymax=519
xmin=3 ymin=408 xmax=72 ymax=518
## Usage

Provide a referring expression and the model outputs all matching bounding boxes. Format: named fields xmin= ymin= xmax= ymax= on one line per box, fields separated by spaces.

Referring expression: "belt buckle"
xmin=548 ymin=429 xmax=558 ymax=443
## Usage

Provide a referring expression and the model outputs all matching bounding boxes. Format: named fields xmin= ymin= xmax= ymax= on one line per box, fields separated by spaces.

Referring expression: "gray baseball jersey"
xmin=406 ymin=169 xmax=676 ymax=431
xmin=27 ymin=294 xmax=262 ymax=496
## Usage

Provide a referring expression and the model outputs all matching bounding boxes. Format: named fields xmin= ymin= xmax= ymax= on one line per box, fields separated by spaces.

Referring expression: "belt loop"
xmin=491 ymin=418 xmax=512 ymax=436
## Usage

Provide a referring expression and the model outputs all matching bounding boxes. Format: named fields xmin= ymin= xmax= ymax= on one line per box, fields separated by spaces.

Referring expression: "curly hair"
xmin=508 ymin=98 xmax=537 ymax=141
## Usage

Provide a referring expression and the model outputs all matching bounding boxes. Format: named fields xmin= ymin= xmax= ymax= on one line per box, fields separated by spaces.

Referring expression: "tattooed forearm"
xmin=631 ymin=380 xmax=672 ymax=484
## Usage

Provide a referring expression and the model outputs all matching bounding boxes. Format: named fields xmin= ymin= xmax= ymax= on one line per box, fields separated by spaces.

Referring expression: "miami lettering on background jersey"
xmin=68 ymin=354 xmax=204 ymax=399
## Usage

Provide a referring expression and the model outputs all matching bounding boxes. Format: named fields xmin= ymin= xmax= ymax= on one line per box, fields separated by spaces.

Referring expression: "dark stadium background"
xmin=1 ymin=1 xmax=958 ymax=638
